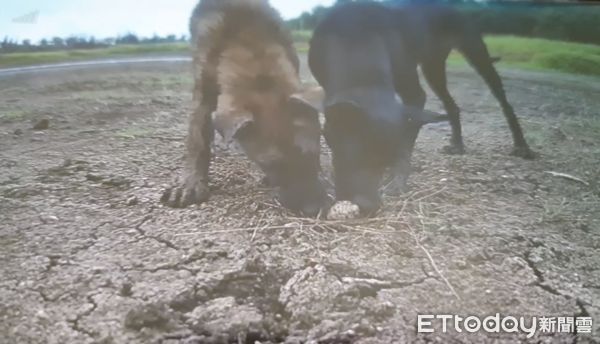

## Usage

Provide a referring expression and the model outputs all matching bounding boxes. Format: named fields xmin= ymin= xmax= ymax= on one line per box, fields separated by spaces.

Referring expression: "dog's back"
xmin=190 ymin=0 xmax=298 ymax=66
xmin=393 ymin=4 xmax=479 ymax=61
xmin=309 ymin=2 xmax=396 ymax=94
xmin=190 ymin=0 xmax=301 ymax=140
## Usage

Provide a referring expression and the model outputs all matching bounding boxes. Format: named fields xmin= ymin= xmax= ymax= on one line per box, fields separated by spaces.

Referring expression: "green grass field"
xmin=1 ymin=34 xmax=599 ymax=77
xmin=448 ymin=36 xmax=600 ymax=77
xmin=0 ymin=43 xmax=189 ymax=68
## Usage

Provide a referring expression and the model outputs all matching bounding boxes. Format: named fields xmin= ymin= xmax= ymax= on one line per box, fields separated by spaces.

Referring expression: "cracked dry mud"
xmin=1 ymin=58 xmax=599 ymax=344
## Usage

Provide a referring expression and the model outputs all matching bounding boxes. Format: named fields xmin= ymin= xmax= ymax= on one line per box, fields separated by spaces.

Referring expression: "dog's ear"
xmin=402 ymin=105 xmax=448 ymax=126
xmin=287 ymin=95 xmax=322 ymax=154
xmin=212 ymin=111 xmax=255 ymax=143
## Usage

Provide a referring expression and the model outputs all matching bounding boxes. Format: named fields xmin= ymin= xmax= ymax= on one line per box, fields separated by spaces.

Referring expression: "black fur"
xmin=309 ymin=2 xmax=447 ymax=214
xmin=395 ymin=3 xmax=535 ymax=158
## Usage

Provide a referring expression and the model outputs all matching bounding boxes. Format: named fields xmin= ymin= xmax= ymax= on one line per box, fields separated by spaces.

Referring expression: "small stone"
xmin=120 ymin=281 xmax=133 ymax=297
xmin=102 ymin=176 xmax=131 ymax=188
xmin=100 ymin=278 xmax=113 ymax=288
xmin=91 ymin=266 xmax=105 ymax=274
xmin=86 ymin=173 xmax=104 ymax=182
xmin=124 ymin=303 xmax=173 ymax=330
xmin=456 ymin=260 xmax=468 ymax=270
xmin=40 ymin=215 xmax=59 ymax=223
xmin=185 ymin=297 xmax=263 ymax=335
xmin=126 ymin=196 xmax=139 ymax=206
xmin=33 ymin=119 xmax=50 ymax=130
xmin=13 ymin=129 xmax=23 ymax=136
xmin=35 ymin=309 xmax=49 ymax=321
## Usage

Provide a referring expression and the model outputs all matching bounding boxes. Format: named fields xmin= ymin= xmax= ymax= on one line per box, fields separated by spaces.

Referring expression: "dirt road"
xmin=1 ymin=58 xmax=599 ymax=343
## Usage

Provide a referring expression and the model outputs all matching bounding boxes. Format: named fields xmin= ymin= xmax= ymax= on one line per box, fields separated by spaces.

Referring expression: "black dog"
xmin=309 ymin=2 xmax=447 ymax=214
xmin=394 ymin=3 xmax=535 ymax=158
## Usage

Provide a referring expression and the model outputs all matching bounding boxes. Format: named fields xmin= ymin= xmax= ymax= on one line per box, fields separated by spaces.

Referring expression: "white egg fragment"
xmin=327 ymin=201 xmax=361 ymax=220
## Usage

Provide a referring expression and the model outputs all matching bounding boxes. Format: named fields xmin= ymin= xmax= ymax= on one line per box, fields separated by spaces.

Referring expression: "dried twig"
xmin=410 ymin=227 xmax=461 ymax=300
xmin=544 ymin=171 xmax=589 ymax=186
xmin=250 ymin=212 xmax=266 ymax=242
xmin=175 ymin=224 xmax=299 ymax=236
xmin=409 ymin=201 xmax=461 ymax=300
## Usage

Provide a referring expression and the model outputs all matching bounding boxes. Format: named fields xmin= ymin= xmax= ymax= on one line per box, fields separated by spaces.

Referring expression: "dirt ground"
xmin=1 ymin=57 xmax=599 ymax=344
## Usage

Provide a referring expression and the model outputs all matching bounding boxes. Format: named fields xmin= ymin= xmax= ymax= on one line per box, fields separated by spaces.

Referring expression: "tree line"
xmin=459 ymin=2 xmax=600 ymax=45
xmin=287 ymin=0 xmax=600 ymax=46
xmin=2 ymin=0 xmax=598 ymax=54
xmin=1 ymin=33 xmax=188 ymax=54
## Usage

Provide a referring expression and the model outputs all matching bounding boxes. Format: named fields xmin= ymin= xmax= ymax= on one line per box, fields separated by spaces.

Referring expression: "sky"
xmin=0 ymin=0 xmax=334 ymax=42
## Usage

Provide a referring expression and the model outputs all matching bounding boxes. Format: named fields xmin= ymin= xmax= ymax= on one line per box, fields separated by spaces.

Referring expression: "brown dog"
xmin=162 ymin=0 xmax=326 ymax=216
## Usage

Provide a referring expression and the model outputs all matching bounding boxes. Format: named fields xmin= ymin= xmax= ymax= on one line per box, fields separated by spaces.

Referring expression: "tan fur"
xmin=162 ymin=0 xmax=322 ymax=210
xmin=216 ymin=42 xmax=300 ymax=140
xmin=190 ymin=0 xmax=306 ymax=157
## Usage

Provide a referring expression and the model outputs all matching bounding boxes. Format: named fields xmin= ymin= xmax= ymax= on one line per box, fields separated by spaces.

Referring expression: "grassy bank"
xmin=0 ymin=43 xmax=189 ymax=68
xmin=1 ymin=35 xmax=599 ymax=77
xmin=449 ymin=36 xmax=600 ymax=76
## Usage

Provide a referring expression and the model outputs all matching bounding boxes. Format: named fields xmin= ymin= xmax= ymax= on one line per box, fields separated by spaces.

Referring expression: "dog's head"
xmin=323 ymin=90 xmax=447 ymax=215
xmin=214 ymin=94 xmax=327 ymax=217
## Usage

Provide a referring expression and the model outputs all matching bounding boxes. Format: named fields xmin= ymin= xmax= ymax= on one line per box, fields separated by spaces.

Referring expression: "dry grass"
xmin=173 ymin=183 xmax=462 ymax=299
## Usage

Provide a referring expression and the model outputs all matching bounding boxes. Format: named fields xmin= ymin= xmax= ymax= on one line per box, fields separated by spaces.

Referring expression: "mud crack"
xmin=69 ymin=221 xmax=111 ymax=257
xmin=131 ymin=214 xmax=181 ymax=251
xmin=524 ymin=253 xmax=562 ymax=297
xmin=67 ymin=294 xmax=99 ymax=339
xmin=524 ymin=251 xmax=591 ymax=331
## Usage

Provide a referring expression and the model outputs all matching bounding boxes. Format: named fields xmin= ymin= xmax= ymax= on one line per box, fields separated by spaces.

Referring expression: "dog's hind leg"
xmin=422 ymin=53 xmax=465 ymax=155
xmin=459 ymin=31 xmax=535 ymax=159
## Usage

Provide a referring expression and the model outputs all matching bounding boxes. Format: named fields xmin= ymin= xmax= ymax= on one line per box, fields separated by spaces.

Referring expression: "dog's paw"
xmin=511 ymin=146 xmax=537 ymax=160
xmin=442 ymin=144 xmax=466 ymax=155
xmin=161 ymin=176 xmax=210 ymax=208
xmin=327 ymin=201 xmax=360 ymax=221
